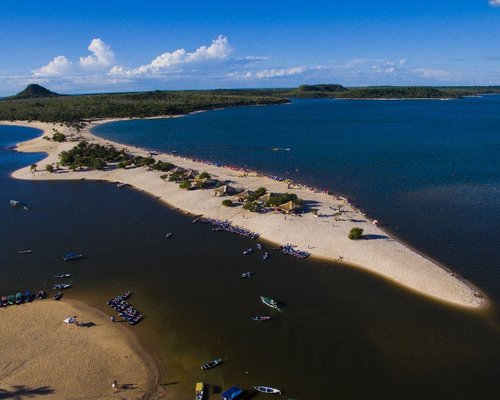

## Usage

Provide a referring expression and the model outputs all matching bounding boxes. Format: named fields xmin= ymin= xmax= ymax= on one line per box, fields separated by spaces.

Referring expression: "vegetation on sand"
xmin=348 ymin=227 xmax=364 ymax=240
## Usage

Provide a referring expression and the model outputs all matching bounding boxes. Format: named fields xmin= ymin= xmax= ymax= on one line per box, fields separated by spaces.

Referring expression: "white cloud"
xmin=80 ymin=38 xmax=115 ymax=68
xmin=33 ymin=55 xmax=73 ymax=77
xmin=110 ymin=35 xmax=231 ymax=77
xmin=411 ymin=68 xmax=451 ymax=79
xmin=489 ymin=0 xmax=500 ymax=7
xmin=230 ymin=66 xmax=307 ymax=80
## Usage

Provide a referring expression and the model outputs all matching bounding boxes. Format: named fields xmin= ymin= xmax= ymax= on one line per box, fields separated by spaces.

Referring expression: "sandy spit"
xmin=2 ymin=119 xmax=486 ymax=309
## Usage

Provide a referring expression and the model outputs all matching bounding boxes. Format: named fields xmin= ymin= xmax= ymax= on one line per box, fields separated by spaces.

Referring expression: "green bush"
xmin=243 ymin=201 xmax=261 ymax=212
xmin=179 ymin=180 xmax=191 ymax=190
xmin=45 ymin=164 xmax=54 ymax=173
xmin=198 ymin=171 xmax=211 ymax=179
xmin=222 ymin=199 xmax=233 ymax=207
xmin=348 ymin=227 xmax=364 ymax=240
xmin=248 ymin=187 xmax=267 ymax=201
xmin=52 ymin=131 xmax=66 ymax=142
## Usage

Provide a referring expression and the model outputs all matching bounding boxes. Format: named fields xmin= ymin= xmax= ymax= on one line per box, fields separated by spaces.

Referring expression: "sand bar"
xmin=3 ymin=119 xmax=485 ymax=308
xmin=0 ymin=298 xmax=159 ymax=399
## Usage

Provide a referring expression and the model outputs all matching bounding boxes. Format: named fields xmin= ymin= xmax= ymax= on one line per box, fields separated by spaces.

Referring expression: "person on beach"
xmin=111 ymin=316 xmax=116 ymax=322
xmin=112 ymin=380 xmax=118 ymax=391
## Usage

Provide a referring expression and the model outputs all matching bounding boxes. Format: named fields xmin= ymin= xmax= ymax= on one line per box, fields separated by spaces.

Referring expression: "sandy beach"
xmin=0 ymin=299 xmax=159 ymax=400
xmin=2 ymin=119 xmax=485 ymax=309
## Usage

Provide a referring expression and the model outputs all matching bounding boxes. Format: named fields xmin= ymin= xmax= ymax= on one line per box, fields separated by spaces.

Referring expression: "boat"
xmin=200 ymin=358 xmax=222 ymax=370
xmin=254 ymin=386 xmax=282 ymax=394
xmin=252 ymin=316 xmax=272 ymax=322
xmin=63 ymin=252 xmax=83 ymax=261
xmin=37 ymin=290 xmax=46 ymax=299
xmin=15 ymin=292 xmax=23 ymax=304
xmin=1 ymin=296 xmax=8 ymax=306
xmin=241 ymin=272 xmax=254 ymax=279
xmin=165 ymin=232 xmax=173 ymax=239
xmin=7 ymin=294 xmax=15 ymax=305
xmin=53 ymin=283 xmax=71 ymax=290
xmin=116 ymin=182 xmax=128 ymax=188
xmin=256 ymin=243 xmax=263 ymax=250
xmin=263 ymin=252 xmax=269 ymax=260
xmin=53 ymin=292 xmax=63 ymax=300
xmin=195 ymin=382 xmax=204 ymax=400
xmin=18 ymin=249 xmax=32 ymax=254
xmin=260 ymin=296 xmax=280 ymax=310
xmin=222 ymin=386 xmax=243 ymax=400
xmin=24 ymin=290 xmax=32 ymax=302
xmin=54 ymin=273 xmax=71 ymax=278
xmin=10 ymin=200 xmax=21 ymax=207
xmin=243 ymin=248 xmax=253 ymax=255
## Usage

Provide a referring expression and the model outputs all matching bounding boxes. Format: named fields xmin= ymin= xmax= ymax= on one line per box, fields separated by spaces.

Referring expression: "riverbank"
xmin=0 ymin=298 xmax=160 ymax=400
xmin=3 ymin=119 xmax=485 ymax=309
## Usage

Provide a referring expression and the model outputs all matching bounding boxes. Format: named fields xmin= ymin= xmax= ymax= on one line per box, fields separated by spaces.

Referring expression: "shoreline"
xmin=1 ymin=118 xmax=486 ymax=309
xmin=0 ymin=297 xmax=161 ymax=399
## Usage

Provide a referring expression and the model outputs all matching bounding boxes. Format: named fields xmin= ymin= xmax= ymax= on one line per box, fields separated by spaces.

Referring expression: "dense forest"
xmin=1 ymin=84 xmax=499 ymax=126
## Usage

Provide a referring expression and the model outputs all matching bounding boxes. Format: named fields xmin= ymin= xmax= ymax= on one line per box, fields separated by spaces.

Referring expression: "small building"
xmin=256 ymin=192 xmax=272 ymax=203
xmin=277 ymin=200 xmax=299 ymax=214
xmin=234 ymin=189 xmax=254 ymax=202
xmin=214 ymin=185 xmax=236 ymax=197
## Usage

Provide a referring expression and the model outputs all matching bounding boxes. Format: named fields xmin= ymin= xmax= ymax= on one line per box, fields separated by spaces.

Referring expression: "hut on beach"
xmin=256 ymin=192 xmax=272 ymax=203
xmin=214 ymin=185 xmax=236 ymax=197
xmin=277 ymin=200 xmax=299 ymax=214
xmin=234 ymin=189 xmax=254 ymax=202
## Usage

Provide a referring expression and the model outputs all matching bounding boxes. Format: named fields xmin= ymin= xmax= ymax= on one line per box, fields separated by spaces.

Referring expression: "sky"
xmin=0 ymin=0 xmax=499 ymax=95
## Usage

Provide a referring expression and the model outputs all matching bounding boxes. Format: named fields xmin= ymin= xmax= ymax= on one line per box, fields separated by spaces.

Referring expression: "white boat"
xmin=53 ymin=283 xmax=71 ymax=290
xmin=254 ymin=386 xmax=282 ymax=394
xmin=241 ymin=272 xmax=253 ymax=279
xmin=252 ymin=316 xmax=272 ymax=321
xmin=243 ymin=248 xmax=252 ymax=255
xmin=201 ymin=358 xmax=222 ymax=370
xmin=18 ymin=249 xmax=32 ymax=254
xmin=10 ymin=200 xmax=21 ymax=207
xmin=195 ymin=382 xmax=204 ymax=400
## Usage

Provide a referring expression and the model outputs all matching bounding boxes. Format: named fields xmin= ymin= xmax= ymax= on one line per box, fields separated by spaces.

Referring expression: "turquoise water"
xmin=94 ymin=96 xmax=500 ymax=302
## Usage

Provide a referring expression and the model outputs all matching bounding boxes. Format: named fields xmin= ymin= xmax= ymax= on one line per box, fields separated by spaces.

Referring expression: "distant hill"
xmin=297 ymin=84 xmax=347 ymax=93
xmin=9 ymin=84 xmax=61 ymax=99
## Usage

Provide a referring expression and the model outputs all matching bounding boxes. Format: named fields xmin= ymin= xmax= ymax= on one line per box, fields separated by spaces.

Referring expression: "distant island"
xmin=1 ymin=83 xmax=499 ymax=128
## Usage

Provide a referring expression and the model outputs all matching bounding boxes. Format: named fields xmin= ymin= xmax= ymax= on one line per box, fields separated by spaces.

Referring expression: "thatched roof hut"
xmin=214 ymin=184 xmax=236 ymax=197
xmin=277 ymin=200 xmax=299 ymax=214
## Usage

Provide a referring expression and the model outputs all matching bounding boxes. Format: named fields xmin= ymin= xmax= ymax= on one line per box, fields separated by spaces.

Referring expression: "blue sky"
xmin=0 ymin=0 xmax=499 ymax=95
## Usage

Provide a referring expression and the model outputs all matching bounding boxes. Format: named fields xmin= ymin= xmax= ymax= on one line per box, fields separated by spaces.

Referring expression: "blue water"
xmin=94 ymin=96 xmax=500 ymax=302
xmin=3 ymin=114 xmax=500 ymax=399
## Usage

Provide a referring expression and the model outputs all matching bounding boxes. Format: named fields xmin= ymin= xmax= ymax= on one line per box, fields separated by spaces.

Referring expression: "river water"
xmin=2 ymin=97 xmax=500 ymax=399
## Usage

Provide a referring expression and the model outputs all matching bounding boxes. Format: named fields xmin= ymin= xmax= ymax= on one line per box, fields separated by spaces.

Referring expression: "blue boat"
xmin=63 ymin=252 xmax=83 ymax=261
xmin=24 ymin=290 xmax=32 ymax=302
xmin=221 ymin=386 xmax=243 ymax=400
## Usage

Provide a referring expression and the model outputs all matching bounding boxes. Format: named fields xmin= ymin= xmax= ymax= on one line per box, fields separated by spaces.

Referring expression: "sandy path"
xmin=2 ymin=119 xmax=485 ymax=309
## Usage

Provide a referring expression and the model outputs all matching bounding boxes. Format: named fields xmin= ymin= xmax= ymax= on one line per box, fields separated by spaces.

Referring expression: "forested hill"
xmin=0 ymin=84 xmax=499 ymax=126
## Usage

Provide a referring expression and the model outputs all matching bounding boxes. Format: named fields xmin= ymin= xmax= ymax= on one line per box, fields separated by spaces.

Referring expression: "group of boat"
xmin=242 ymin=243 xmax=270 ymax=261
xmin=106 ymin=291 xmax=143 ymax=325
xmin=1 ymin=290 xmax=48 ymax=307
xmin=195 ymin=382 xmax=281 ymax=400
xmin=275 ymin=243 xmax=310 ymax=259
xmin=201 ymin=218 xmax=260 ymax=240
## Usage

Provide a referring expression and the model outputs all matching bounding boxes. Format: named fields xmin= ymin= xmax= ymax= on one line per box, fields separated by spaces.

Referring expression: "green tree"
xmin=179 ymin=180 xmax=191 ymax=190
xmin=30 ymin=163 xmax=37 ymax=172
xmin=348 ymin=227 xmax=364 ymax=240
xmin=45 ymin=164 xmax=54 ymax=173
xmin=198 ymin=171 xmax=211 ymax=179
xmin=222 ymin=199 xmax=233 ymax=207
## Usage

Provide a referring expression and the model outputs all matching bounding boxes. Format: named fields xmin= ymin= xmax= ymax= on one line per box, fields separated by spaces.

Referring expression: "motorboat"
xmin=263 ymin=252 xmax=269 ymax=260
xmin=165 ymin=232 xmax=173 ymax=239
xmin=53 ymin=292 xmax=63 ymax=300
xmin=254 ymin=386 xmax=282 ymax=394
xmin=54 ymin=273 xmax=72 ymax=278
xmin=222 ymin=386 xmax=243 ymax=400
xmin=243 ymin=248 xmax=252 ymax=255
xmin=10 ymin=200 xmax=21 ymax=207
xmin=7 ymin=294 xmax=15 ymax=305
xmin=18 ymin=249 xmax=32 ymax=254
xmin=241 ymin=272 xmax=254 ymax=279
xmin=37 ymin=290 xmax=46 ymax=299
xmin=63 ymin=252 xmax=83 ymax=261
xmin=24 ymin=290 xmax=32 ymax=302
xmin=256 ymin=243 xmax=263 ymax=250
xmin=260 ymin=296 xmax=280 ymax=310
xmin=15 ymin=292 xmax=23 ymax=304
xmin=252 ymin=316 xmax=272 ymax=322
xmin=53 ymin=283 xmax=71 ymax=290
xmin=195 ymin=382 xmax=204 ymax=400
xmin=1 ymin=296 xmax=8 ymax=306
xmin=201 ymin=358 xmax=222 ymax=370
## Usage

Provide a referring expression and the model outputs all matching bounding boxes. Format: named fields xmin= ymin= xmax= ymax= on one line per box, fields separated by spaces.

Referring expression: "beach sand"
xmin=0 ymin=299 xmax=159 ymax=400
xmin=3 ymin=119 xmax=485 ymax=309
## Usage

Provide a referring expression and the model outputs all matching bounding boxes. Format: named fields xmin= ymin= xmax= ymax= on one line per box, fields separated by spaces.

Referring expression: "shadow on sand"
xmin=0 ymin=385 xmax=54 ymax=399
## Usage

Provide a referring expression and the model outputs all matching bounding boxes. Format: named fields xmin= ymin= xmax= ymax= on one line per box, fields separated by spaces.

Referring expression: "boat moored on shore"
xmin=201 ymin=358 xmax=222 ymax=370
xmin=260 ymin=296 xmax=280 ymax=310
xmin=195 ymin=382 xmax=204 ymax=400
xmin=254 ymin=385 xmax=282 ymax=394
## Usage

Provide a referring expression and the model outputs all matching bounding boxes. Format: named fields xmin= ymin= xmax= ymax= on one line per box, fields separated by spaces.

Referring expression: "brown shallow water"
xmin=2 ymin=173 xmax=500 ymax=400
